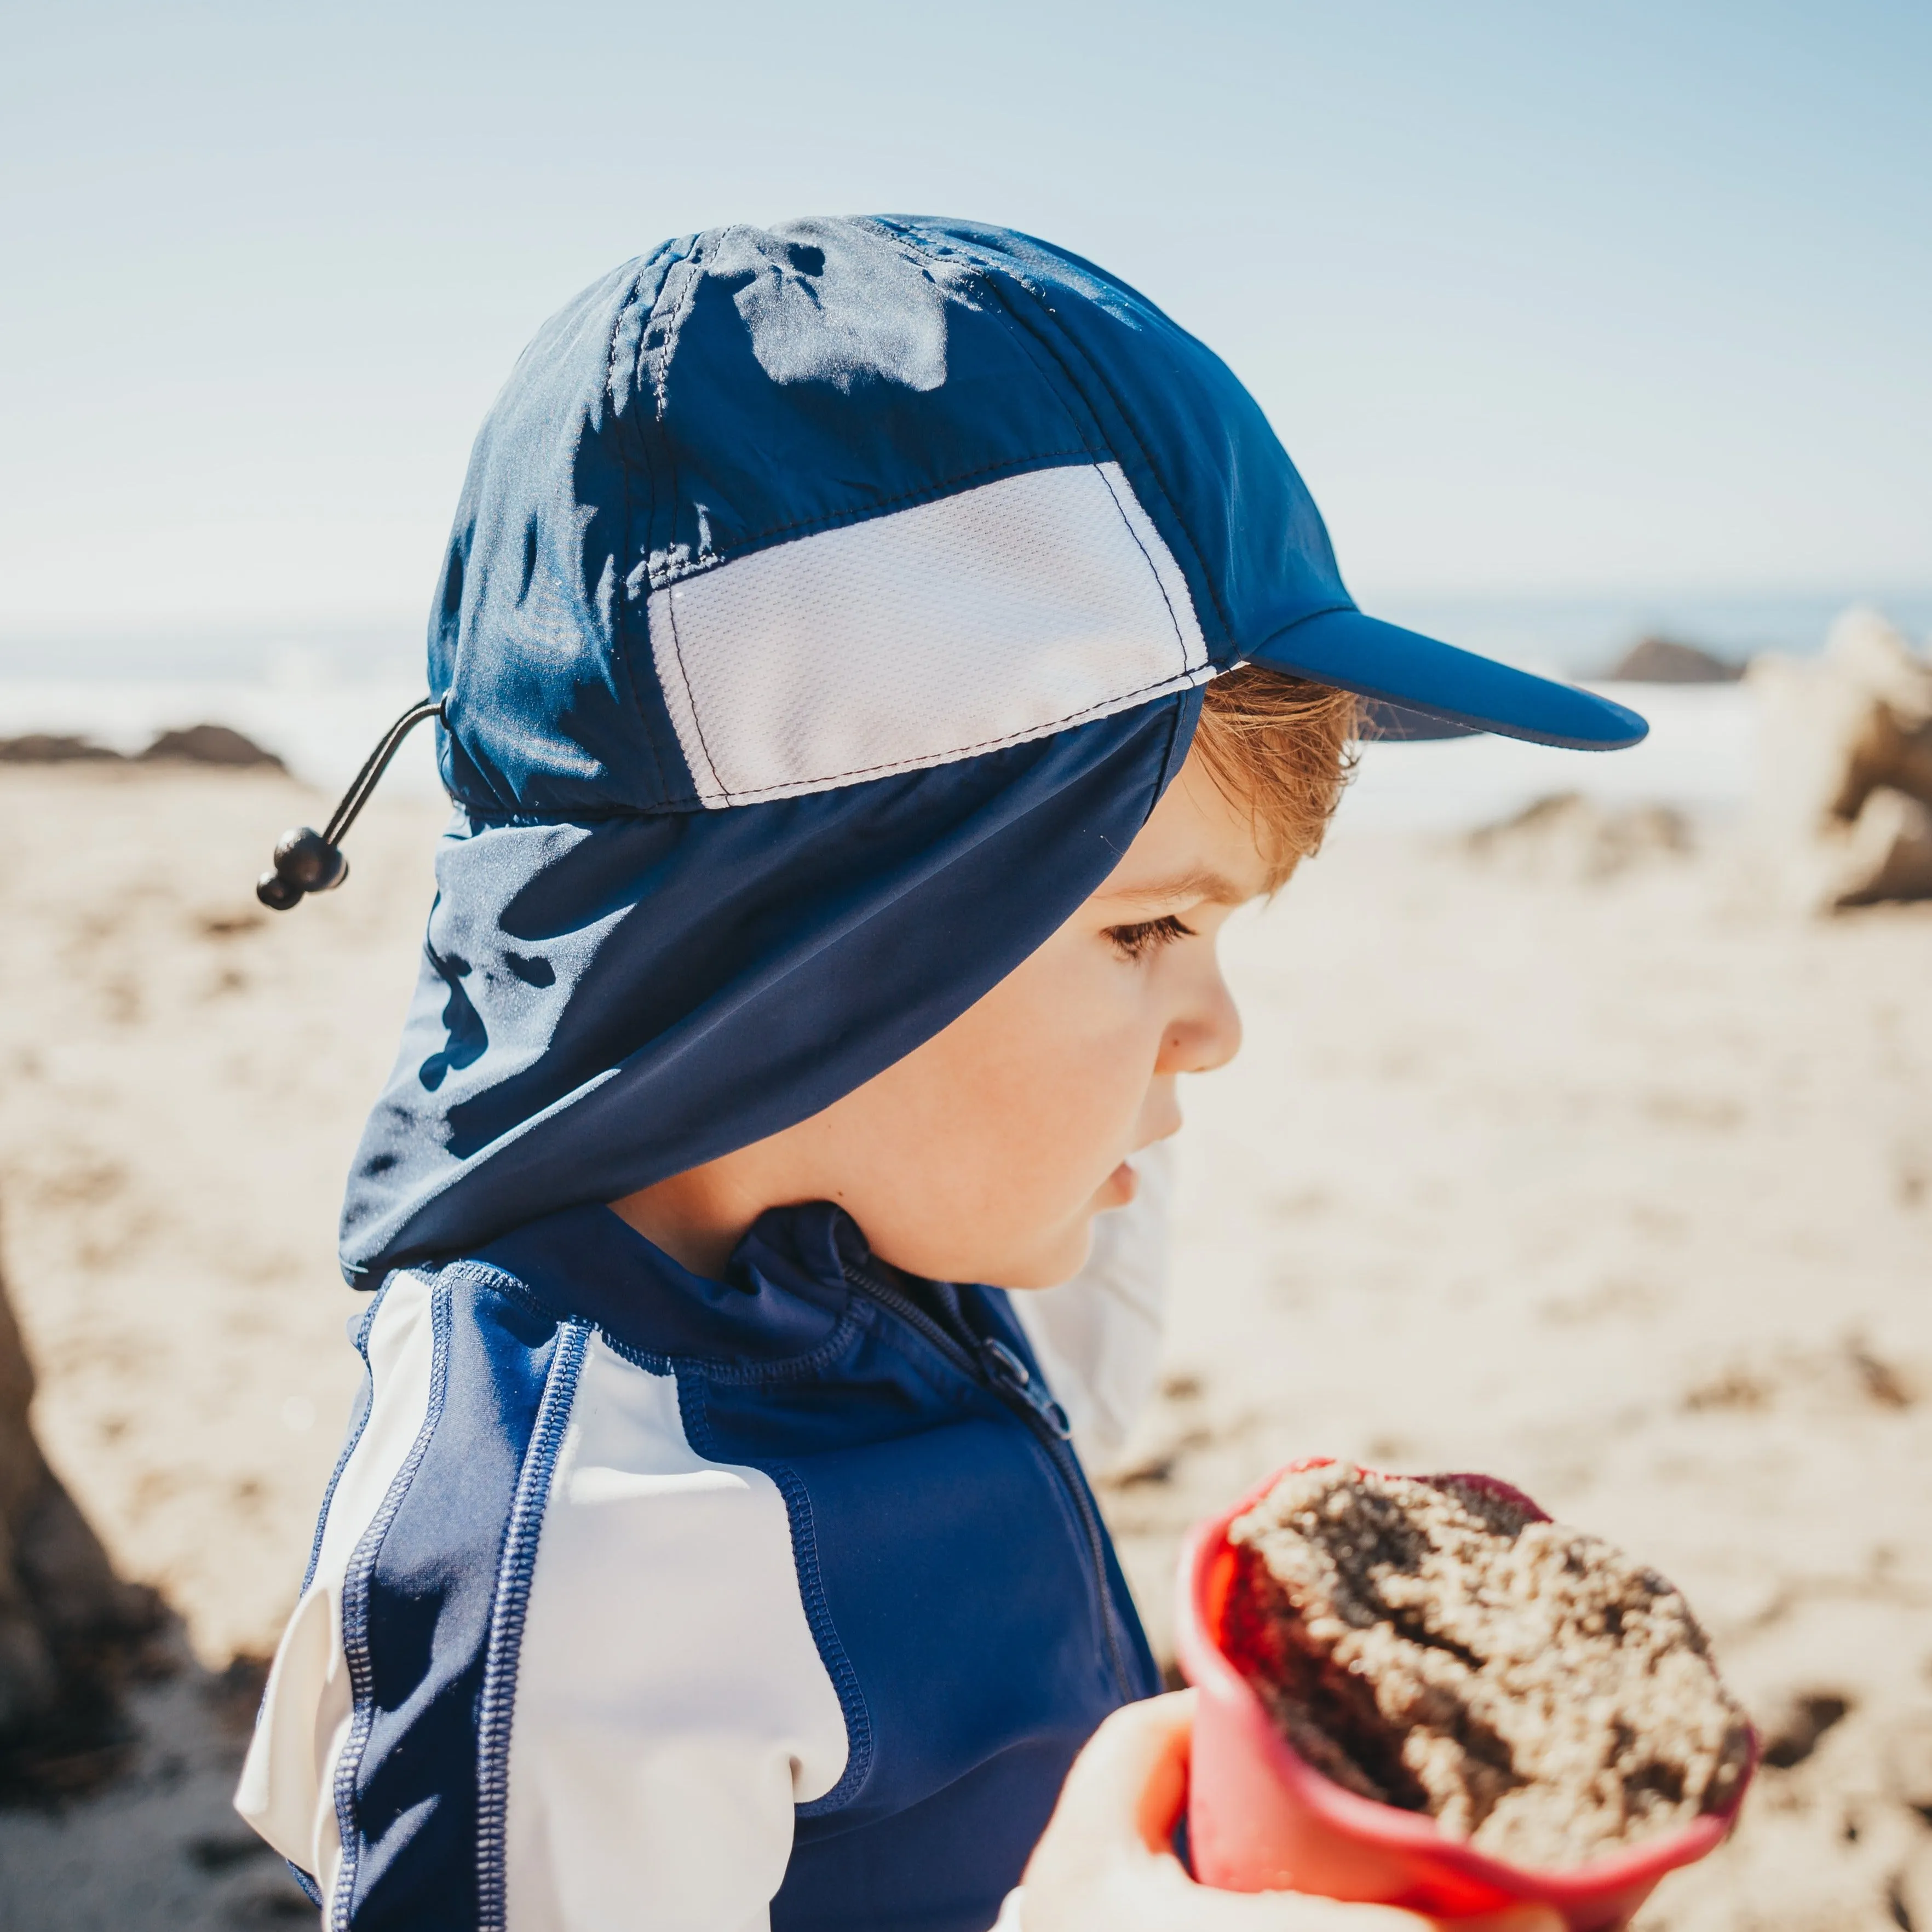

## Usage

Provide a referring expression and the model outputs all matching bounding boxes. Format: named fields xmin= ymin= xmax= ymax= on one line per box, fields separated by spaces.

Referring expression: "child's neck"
xmin=611 ymin=1145 xmax=826 ymax=1281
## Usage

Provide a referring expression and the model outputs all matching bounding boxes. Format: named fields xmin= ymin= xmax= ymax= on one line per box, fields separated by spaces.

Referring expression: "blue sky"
xmin=4 ymin=1 xmax=1927 ymax=660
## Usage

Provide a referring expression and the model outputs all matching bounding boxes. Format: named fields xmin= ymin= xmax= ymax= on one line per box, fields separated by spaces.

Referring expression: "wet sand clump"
xmin=1222 ymin=1466 xmax=1754 ymax=1869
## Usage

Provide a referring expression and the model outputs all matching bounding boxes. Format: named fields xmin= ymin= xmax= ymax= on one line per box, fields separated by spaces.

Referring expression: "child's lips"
xmin=1099 ymin=1160 xmax=1139 ymax=1208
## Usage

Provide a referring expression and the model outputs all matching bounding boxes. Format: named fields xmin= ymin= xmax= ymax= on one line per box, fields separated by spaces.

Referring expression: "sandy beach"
xmin=1 ymin=755 xmax=1928 ymax=1929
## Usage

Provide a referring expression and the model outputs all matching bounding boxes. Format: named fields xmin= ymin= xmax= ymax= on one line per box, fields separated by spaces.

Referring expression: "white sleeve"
xmin=503 ymin=1334 xmax=849 ymax=1932
xmin=1008 ymin=1137 xmax=1172 ymax=1471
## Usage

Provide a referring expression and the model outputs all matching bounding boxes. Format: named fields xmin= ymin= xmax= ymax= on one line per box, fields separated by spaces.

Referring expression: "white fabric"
xmin=990 ymin=1886 xmax=1028 ymax=1930
xmin=502 ymin=1335 xmax=848 ymax=1932
xmin=234 ymin=1272 xmax=439 ymax=1912
xmin=1010 ymin=1139 xmax=1172 ymax=1473
xmin=651 ymin=462 xmax=1210 ymax=808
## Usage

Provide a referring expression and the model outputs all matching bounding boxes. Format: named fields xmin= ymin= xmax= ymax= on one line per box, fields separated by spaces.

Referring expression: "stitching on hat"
xmin=645 ymin=449 xmax=1097 ymax=593
xmin=702 ymin=668 xmax=1209 ymax=807
xmin=1253 ymin=602 xmax=1359 ymax=650
xmin=606 ymin=247 xmax=688 ymax=808
xmin=647 ymin=248 xmax=708 ymax=421
xmin=659 ymin=582 xmax=726 ymax=803
xmin=651 ymin=237 xmax=720 ymax=809
xmin=1086 ymin=459 xmax=1191 ymax=676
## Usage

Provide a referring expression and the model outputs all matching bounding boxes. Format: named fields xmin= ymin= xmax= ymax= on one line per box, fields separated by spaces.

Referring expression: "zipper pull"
xmin=980 ymin=1338 xmax=1073 ymax=1440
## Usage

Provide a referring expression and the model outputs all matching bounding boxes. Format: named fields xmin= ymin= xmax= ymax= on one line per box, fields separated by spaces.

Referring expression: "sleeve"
xmin=234 ymin=1279 xmax=850 ymax=1932
xmin=1008 ymin=1136 xmax=1172 ymax=1471
xmin=496 ymin=1333 xmax=850 ymax=1932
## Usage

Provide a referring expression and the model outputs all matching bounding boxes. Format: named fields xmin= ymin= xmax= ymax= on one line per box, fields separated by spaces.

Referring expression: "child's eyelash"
xmin=1105 ymin=914 xmax=1196 ymax=961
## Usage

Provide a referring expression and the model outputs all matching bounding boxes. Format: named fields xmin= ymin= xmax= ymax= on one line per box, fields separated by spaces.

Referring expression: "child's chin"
xmin=983 ymin=1221 xmax=1097 ymax=1293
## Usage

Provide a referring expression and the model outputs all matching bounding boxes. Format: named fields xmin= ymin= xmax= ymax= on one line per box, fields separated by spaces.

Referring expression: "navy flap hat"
xmin=340 ymin=216 xmax=1644 ymax=1283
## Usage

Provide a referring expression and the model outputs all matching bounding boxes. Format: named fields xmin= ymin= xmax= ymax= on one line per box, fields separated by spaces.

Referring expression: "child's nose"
xmin=1157 ymin=971 xmax=1243 ymax=1076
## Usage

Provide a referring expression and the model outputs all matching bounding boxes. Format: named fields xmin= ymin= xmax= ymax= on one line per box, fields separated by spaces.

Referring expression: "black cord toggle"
xmin=257 ymin=697 xmax=445 ymax=911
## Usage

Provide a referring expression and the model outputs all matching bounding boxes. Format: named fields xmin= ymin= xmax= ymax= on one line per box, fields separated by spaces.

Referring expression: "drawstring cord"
xmin=256 ymin=696 xmax=445 ymax=911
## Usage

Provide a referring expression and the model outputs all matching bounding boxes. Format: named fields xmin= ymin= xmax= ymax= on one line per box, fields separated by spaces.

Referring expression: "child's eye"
xmin=1105 ymin=914 xmax=1196 ymax=962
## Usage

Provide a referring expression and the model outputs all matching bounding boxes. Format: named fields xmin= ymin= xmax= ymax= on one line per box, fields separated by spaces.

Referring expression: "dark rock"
xmin=137 ymin=725 xmax=284 ymax=771
xmin=1761 ymin=1691 xmax=1853 ymax=1769
xmin=1604 ymin=637 xmax=1745 ymax=684
xmin=0 ymin=734 xmax=124 ymax=764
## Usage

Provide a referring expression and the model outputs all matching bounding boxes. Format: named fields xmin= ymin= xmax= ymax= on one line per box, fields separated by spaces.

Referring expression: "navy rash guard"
xmin=239 ymin=1199 xmax=1160 ymax=1930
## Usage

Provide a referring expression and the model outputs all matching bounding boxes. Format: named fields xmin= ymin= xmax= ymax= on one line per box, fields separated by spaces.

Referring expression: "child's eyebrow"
xmin=1101 ymin=866 xmax=1251 ymax=909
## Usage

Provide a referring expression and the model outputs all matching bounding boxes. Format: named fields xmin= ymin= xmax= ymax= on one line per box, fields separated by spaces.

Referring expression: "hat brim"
xmin=1247 ymin=608 xmax=1648 ymax=751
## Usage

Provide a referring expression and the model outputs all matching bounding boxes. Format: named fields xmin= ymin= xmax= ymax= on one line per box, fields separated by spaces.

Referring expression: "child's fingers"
xmin=1024 ymin=1693 xmax=1570 ymax=1932
xmin=1024 ymin=1689 xmax=1195 ymax=1883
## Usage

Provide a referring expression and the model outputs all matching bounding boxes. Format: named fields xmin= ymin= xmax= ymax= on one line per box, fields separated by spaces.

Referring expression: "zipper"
xmin=840 ymin=1261 xmax=1136 ymax=1699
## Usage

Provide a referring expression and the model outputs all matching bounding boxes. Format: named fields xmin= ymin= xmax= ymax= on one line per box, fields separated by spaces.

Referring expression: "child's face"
xmin=617 ymin=746 xmax=1269 ymax=1287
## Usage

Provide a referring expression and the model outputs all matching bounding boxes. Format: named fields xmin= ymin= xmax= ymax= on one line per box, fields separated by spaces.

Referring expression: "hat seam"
xmin=641 ymin=448 xmax=1100 ymax=593
xmin=658 ymin=564 xmax=726 ymax=803
xmin=646 ymin=240 xmax=720 ymax=806
xmin=1086 ymin=458 xmax=1196 ymax=681
xmin=608 ymin=242 xmax=695 ymax=811
xmin=695 ymin=670 xmax=1206 ymax=807
xmin=1252 ymin=601 xmax=1361 ymax=652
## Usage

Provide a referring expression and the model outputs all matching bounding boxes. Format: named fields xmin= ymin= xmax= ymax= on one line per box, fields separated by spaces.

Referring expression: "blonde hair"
xmin=1189 ymin=665 xmax=1360 ymax=890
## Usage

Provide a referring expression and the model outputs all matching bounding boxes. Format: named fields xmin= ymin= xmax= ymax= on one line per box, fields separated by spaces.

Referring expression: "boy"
xmin=235 ymin=217 xmax=1642 ymax=1931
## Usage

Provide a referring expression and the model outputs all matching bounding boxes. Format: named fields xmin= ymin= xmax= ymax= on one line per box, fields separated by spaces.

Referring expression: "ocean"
xmin=3 ymin=589 xmax=1926 ymax=831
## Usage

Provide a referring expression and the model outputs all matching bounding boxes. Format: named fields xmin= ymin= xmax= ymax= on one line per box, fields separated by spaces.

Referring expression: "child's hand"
xmin=1020 ymin=1692 xmax=1563 ymax=1932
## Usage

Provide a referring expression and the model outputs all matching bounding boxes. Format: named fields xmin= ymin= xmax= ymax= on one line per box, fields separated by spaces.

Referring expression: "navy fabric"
xmin=330 ymin=1204 xmax=1159 ymax=1932
xmin=1257 ymin=609 xmax=1645 ymax=751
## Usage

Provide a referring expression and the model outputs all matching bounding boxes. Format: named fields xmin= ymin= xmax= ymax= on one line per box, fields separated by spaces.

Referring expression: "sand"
xmin=1223 ymin=1465 xmax=1752 ymax=1867
xmin=1 ymin=764 xmax=1929 ymax=1929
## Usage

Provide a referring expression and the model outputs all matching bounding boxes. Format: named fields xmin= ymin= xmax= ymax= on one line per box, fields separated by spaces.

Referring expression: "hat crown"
xmin=430 ymin=216 xmax=1347 ymax=818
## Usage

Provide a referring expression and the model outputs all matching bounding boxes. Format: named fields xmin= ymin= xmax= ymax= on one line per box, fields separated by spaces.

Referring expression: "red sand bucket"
xmin=1174 ymin=1459 xmax=1757 ymax=1931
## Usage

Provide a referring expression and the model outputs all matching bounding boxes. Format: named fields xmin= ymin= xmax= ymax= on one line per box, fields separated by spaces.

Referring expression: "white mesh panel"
xmin=649 ymin=461 xmax=1209 ymax=807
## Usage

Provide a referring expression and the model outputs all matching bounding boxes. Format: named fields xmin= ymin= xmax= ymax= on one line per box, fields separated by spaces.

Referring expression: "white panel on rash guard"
xmin=649 ymin=461 xmax=1210 ymax=808
xmin=503 ymin=1335 xmax=849 ymax=1932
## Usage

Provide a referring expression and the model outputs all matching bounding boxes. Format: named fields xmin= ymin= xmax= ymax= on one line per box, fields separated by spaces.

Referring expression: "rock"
xmin=1463 ymin=792 xmax=1692 ymax=881
xmin=1829 ymin=790 xmax=1932 ymax=910
xmin=137 ymin=725 xmax=284 ymax=770
xmin=1825 ymin=607 xmax=1932 ymax=731
xmin=1883 ymin=1709 xmax=1932 ymax=1820
xmin=0 ymin=734 xmax=124 ymax=764
xmin=0 ymin=1224 xmax=163 ymax=1770
xmin=1747 ymin=607 xmax=1932 ymax=912
xmin=1605 ymin=637 xmax=1745 ymax=684
xmin=1757 ymin=1690 xmax=1854 ymax=1770
xmin=1899 ymin=1841 xmax=1932 ymax=1932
